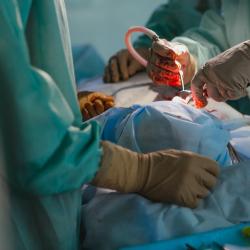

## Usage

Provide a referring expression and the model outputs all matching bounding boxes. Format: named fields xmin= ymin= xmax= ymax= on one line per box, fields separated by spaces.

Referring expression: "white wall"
xmin=65 ymin=0 xmax=167 ymax=61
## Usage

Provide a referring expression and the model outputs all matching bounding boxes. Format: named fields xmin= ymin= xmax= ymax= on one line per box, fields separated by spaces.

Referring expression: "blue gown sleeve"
xmin=0 ymin=0 xmax=102 ymax=195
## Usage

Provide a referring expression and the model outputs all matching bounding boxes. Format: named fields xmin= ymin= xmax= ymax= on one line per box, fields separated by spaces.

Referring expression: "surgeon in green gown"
xmin=0 ymin=1 xmax=220 ymax=249
xmin=172 ymin=0 xmax=250 ymax=114
xmin=104 ymin=0 xmax=250 ymax=114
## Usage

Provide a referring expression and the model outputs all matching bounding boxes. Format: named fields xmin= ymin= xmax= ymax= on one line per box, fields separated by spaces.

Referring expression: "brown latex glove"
xmin=92 ymin=141 xmax=219 ymax=208
xmin=147 ymin=39 xmax=197 ymax=87
xmin=78 ymin=91 xmax=115 ymax=120
xmin=103 ymin=48 xmax=149 ymax=83
xmin=191 ymin=40 xmax=250 ymax=108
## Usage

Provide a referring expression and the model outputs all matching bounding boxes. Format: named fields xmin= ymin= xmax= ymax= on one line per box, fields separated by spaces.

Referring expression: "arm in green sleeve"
xmin=134 ymin=0 xmax=202 ymax=48
xmin=0 ymin=1 xmax=102 ymax=195
xmin=172 ymin=10 xmax=230 ymax=69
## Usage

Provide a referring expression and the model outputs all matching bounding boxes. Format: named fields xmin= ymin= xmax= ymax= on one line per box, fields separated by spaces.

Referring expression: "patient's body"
xmin=93 ymin=99 xmax=249 ymax=166
xmin=83 ymin=100 xmax=250 ymax=250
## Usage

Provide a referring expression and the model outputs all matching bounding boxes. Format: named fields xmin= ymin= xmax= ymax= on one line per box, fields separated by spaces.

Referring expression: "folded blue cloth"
xmin=84 ymin=102 xmax=250 ymax=250
xmin=94 ymin=101 xmax=232 ymax=166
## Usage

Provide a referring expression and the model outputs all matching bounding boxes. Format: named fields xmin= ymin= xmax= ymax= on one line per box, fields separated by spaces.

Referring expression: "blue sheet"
xmin=94 ymin=101 xmax=232 ymax=166
xmin=121 ymin=223 xmax=250 ymax=250
xmin=83 ymin=161 xmax=250 ymax=250
xmin=82 ymin=101 xmax=250 ymax=250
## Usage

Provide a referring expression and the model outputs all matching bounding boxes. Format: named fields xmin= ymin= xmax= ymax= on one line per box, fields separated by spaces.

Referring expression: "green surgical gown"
xmin=0 ymin=0 xmax=102 ymax=249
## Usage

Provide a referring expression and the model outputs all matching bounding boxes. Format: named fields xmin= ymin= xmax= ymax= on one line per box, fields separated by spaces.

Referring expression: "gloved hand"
xmin=78 ymin=91 xmax=115 ymax=120
xmin=191 ymin=40 xmax=250 ymax=108
xmin=92 ymin=141 xmax=219 ymax=208
xmin=147 ymin=39 xmax=197 ymax=87
xmin=103 ymin=48 xmax=149 ymax=83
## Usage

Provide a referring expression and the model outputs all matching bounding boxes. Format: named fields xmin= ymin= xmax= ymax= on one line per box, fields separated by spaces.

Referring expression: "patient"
xmin=82 ymin=98 xmax=250 ymax=250
xmin=89 ymin=99 xmax=249 ymax=165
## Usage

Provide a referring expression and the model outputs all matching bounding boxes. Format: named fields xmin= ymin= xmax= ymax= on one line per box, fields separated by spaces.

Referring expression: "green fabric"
xmin=172 ymin=0 xmax=250 ymax=114
xmin=0 ymin=0 xmax=103 ymax=249
xmin=172 ymin=9 xmax=229 ymax=69
xmin=173 ymin=0 xmax=250 ymax=66
xmin=9 ymin=190 xmax=82 ymax=250
xmin=227 ymin=97 xmax=250 ymax=115
xmin=0 ymin=0 xmax=102 ymax=195
xmin=134 ymin=0 xmax=203 ymax=48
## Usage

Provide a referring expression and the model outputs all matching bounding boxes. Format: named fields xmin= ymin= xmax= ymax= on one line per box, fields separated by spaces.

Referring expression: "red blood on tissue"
xmin=194 ymin=98 xmax=206 ymax=109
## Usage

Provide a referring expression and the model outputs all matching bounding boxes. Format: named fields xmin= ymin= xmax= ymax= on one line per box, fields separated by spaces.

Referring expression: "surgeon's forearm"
xmin=243 ymin=40 xmax=250 ymax=79
xmin=210 ymin=40 xmax=250 ymax=89
xmin=191 ymin=40 xmax=250 ymax=106
xmin=172 ymin=10 xmax=228 ymax=69
xmin=243 ymin=40 xmax=250 ymax=84
xmin=215 ymin=40 xmax=250 ymax=89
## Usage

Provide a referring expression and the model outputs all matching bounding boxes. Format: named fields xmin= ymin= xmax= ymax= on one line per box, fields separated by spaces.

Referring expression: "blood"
xmin=194 ymin=98 xmax=206 ymax=109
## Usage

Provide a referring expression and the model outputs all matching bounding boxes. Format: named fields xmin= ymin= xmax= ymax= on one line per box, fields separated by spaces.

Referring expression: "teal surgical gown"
xmin=0 ymin=0 xmax=101 ymax=249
